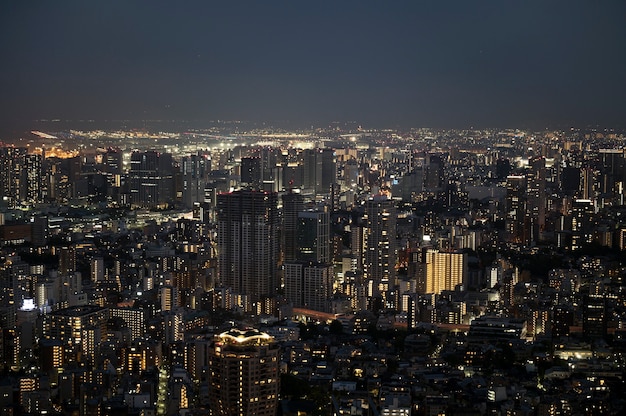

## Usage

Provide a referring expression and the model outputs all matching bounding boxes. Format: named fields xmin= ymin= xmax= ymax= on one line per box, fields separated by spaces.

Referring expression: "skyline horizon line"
xmin=2 ymin=116 xmax=625 ymax=138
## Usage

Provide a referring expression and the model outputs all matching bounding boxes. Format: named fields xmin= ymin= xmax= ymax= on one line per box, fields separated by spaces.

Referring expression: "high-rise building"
xmin=160 ymin=285 xmax=179 ymax=312
xmin=302 ymin=149 xmax=321 ymax=192
xmin=23 ymin=154 xmax=43 ymax=203
xmin=424 ymin=154 xmax=444 ymax=191
xmin=90 ymin=257 xmax=105 ymax=283
xmin=128 ymin=150 xmax=174 ymax=208
xmin=284 ymin=262 xmax=333 ymax=312
xmin=301 ymin=148 xmax=337 ymax=194
xmin=42 ymin=305 xmax=108 ymax=358
xmin=58 ymin=246 xmax=76 ymax=276
xmin=207 ymin=328 xmax=280 ymax=416
xmin=561 ymin=165 xmax=581 ymax=196
xmin=364 ymin=194 xmax=397 ymax=305
xmin=282 ymin=191 xmax=304 ymax=263
xmin=241 ymin=156 xmax=262 ymax=188
xmin=583 ymin=294 xmax=607 ymax=340
xmin=505 ymin=175 xmax=528 ymax=243
xmin=181 ymin=153 xmax=209 ymax=208
xmin=598 ymin=149 xmax=625 ymax=203
xmin=0 ymin=146 xmax=27 ymax=207
xmin=217 ymin=190 xmax=279 ymax=312
xmin=425 ymin=249 xmax=467 ymax=295
xmin=526 ymin=157 xmax=546 ymax=243
xmin=571 ymin=199 xmax=595 ymax=250
xmin=109 ymin=306 xmax=147 ymax=340
xmin=296 ymin=207 xmax=330 ymax=263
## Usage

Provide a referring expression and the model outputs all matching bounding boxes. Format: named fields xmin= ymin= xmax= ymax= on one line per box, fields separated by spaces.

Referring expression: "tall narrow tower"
xmin=217 ymin=190 xmax=279 ymax=311
xmin=282 ymin=191 xmax=304 ymax=263
xmin=364 ymin=194 xmax=397 ymax=306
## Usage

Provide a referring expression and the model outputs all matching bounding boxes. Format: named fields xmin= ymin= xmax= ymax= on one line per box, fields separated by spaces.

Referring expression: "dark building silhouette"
xmin=217 ymin=190 xmax=279 ymax=312
xmin=128 ymin=151 xmax=174 ymax=208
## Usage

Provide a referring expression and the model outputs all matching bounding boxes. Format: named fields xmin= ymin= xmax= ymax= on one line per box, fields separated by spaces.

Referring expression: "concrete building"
xmin=207 ymin=328 xmax=280 ymax=416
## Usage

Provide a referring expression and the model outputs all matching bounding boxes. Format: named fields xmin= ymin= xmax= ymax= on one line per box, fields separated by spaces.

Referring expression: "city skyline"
xmin=1 ymin=1 xmax=626 ymax=137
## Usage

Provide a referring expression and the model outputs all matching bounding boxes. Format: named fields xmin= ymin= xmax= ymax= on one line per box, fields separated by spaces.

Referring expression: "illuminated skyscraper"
xmin=0 ymin=146 xmax=27 ymax=207
xmin=24 ymin=154 xmax=43 ymax=203
xmin=181 ymin=153 xmax=209 ymax=208
xmin=364 ymin=194 xmax=397 ymax=306
xmin=425 ymin=249 xmax=467 ymax=295
xmin=207 ymin=329 xmax=279 ymax=416
xmin=217 ymin=190 xmax=279 ymax=312
xmin=505 ymin=175 xmax=527 ymax=243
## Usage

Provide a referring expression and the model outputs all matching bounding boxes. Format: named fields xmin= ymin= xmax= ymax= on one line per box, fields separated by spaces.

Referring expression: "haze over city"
xmin=1 ymin=1 xmax=626 ymax=136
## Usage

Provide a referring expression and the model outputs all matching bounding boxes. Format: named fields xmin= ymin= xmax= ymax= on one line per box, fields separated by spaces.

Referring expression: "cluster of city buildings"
xmin=0 ymin=125 xmax=625 ymax=415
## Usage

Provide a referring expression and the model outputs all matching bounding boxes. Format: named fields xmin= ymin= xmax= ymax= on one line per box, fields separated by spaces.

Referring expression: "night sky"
xmin=1 ymin=1 xmax=625 ymax=131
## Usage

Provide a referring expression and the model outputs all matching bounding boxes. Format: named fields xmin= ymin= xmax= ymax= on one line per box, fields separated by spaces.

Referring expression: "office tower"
xmin=302 ymin=149 xmax=321 ymax=192
xmin=364 ymin=194 xmax=397 ymax=305
xmin=320 ymin=148 xmax=337 ymax=193
xmin=424 ymin=249 xmax=467 ymax=295
xmin=343 ymin=158 xmax=359 ymax=189
xmin=598 ymin=149 xmax=625 ymax=203
xmin=301 ymin=148 xmax=337 ymax=194
xmin=207 ymin=329 xmax=280 ymax=416
xmin=282 ymin=191 xmax=304 ymax=263
xmin=104 ymin=148 xmax=122 ymax=175
xmin=495 ymin=158 xmax=511 ymax=179
xmin=561 ymin=165 xmax=581 ymax=195
xmin=103 ymin=148 xmax=123 ymax=195
xmin=260 ymin=147 xmax=280 ymax=184
xmin=296 ymin=207 xmax=330 ymax=263
xmin=241 ymin=156 xmax=262 ymax=188
xmin=505 ymin=175 xmax=528 ymax=244
xmin=424 ymin=154 xmax=444 ymax=191
xmin=284 ymin=262 xmax=333 ymax=312
xmin=217 ymin=190 xmax=279 ymax=311
xmin=128 ymin=150 xmax=174 ymax=208
xmin=181 ymin=153 xmax=209 ymax=208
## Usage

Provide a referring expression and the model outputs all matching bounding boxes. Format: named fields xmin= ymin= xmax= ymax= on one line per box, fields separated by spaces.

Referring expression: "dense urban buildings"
xmin=0 ymin=123 xmax=626 ymax=414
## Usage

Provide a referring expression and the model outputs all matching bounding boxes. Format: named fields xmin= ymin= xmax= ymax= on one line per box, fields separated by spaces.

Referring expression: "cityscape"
xmin=2 ymin=2 xmax=626 ymax=416
xmin=1 ymin=122 xmax=626 ymax=415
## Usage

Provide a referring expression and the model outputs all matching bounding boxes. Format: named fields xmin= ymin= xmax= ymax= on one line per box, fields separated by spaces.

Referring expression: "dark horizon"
xmin=2 ymin=1 xmax=626 ymax=135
